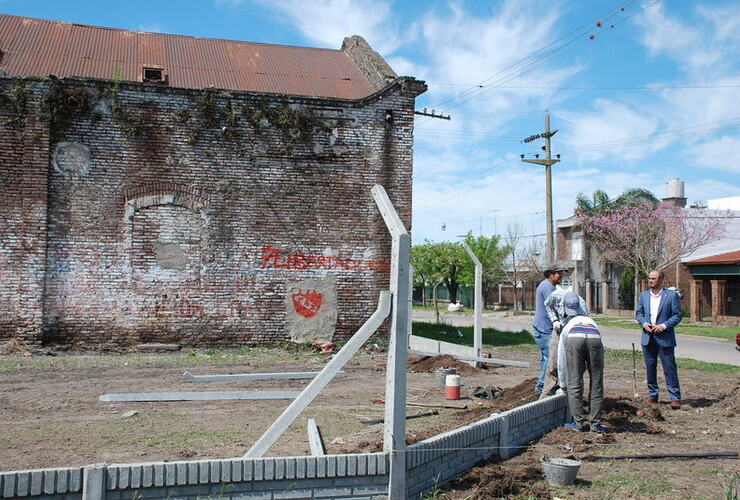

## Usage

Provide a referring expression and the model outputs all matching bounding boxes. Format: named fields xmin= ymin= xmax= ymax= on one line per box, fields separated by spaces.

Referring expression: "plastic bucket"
xmin=434 ymin=368 xmax=457 ymax=387
xmin=541 ymin=457 xmax=581 ymax=486
xmin=445 ymin=374 xmax=461 ymax=400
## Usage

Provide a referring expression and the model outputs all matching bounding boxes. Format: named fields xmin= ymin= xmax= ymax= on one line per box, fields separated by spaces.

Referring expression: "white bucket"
xmin=445 ymin=374 xmax=461 ymax=400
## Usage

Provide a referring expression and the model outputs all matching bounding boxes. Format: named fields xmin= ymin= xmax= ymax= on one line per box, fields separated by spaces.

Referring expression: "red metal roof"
xmin=0 ymin=14 xmax=379 ymax=99
xmin=686 ymin=250 xmax=740 ymax=265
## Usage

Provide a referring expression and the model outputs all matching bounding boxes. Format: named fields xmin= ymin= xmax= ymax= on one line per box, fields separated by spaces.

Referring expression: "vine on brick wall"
xmin=0 ymin=81 xmax=27 ymax=130
xmin=101 ymin=74 xmax=150 ymax=138
xmin=38 ymin=80 xmax=93 ymax=143
xmin=172 ymin=89 xmax=329 ymax=152
xmin=250 ymin=102 xmax=330 ymax=149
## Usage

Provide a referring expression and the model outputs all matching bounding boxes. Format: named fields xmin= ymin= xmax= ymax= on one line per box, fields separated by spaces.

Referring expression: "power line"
xmin=424 ymin=0 xmax=639 ymax=111
xmin=415 ymin=116 xmax=740 ymax=153
xmin=419 ymin=0 xmax=661 ymax=123
xmin=563 ymin=117 xmax=740 ymax=154
xmin=425 ymin=83 xmax=740 ymax=91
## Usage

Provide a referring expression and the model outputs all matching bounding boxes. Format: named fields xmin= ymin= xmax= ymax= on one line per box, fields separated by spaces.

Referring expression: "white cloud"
xmin=557 ymin=99 xmax=663 ymax=163
xmin=690 ymin=135 xmax=740 ymax=173
xmin=214 ymin=0 xmax=244 ymax=7
xmin=635 ymin=2 xmax=740 ymax=75
xmin=137 ymin=24 xmax=164 ymax=33
xmin=254 ymin=0 xmax=401 ymax=52
xmin=418 ymin=1 xmax=578 ymax=109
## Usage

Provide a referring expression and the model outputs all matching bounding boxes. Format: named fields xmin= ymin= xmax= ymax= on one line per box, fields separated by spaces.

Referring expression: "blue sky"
xmin=3 ymin=0 xmax=740 ymax=246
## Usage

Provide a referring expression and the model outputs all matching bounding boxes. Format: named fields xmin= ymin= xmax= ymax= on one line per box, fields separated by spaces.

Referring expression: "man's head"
xmin=563 ymin=291 xmax=585 ymax=319
xmin=544 ymin=265 xmax=567 ymax=284
xmin=648 ymin=269 xmax=664 ymax=291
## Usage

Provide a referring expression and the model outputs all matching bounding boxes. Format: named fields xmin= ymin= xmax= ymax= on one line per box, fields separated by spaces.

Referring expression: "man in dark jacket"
xmin=635 ymin=270 xmax=683 ymax=409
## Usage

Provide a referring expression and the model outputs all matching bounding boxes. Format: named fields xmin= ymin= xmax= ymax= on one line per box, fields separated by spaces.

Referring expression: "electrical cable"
xmin=418 ymin=0 xmax=661 ymax=124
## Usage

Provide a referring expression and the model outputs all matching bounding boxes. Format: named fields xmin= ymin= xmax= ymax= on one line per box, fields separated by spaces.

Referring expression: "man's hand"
xmin=652 ymin=324 xmax=666 ymax=333
xmin=643 ymin=322 xmax=654 ymax=333
xmin=552 ymin=321 xmax=563 ymax=333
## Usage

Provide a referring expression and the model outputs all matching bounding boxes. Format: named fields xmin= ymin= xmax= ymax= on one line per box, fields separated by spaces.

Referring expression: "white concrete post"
xmin=461 ymin=242 xmax=482 ymax=360
xmin=82 ymin=464 xmax=106 ymax=500
xmin=307 ymin=418 xmax=325 ymax=456
xmin=371 ymin=185 xmax=410 ymax=500
xmin=244 ymin=292 xmax=390 ymax=458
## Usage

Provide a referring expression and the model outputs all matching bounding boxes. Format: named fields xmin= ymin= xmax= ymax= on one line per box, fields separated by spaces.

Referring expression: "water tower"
xmin=662 ymin=178 xmax=687 ymax=208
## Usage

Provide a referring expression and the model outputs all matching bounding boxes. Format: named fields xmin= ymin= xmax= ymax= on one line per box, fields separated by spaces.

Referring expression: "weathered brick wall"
xmin=0 ymin=76 xmax=423 ymax=346
xmin=0 ymin=81 xmax=50 ymax=343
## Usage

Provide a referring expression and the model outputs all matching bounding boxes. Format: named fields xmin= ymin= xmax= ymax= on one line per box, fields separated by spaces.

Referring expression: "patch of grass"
xmin=591 ymin=472 xmax=672 ymax=496
xmin=676 ymin=357 xmax=740 ymax=375
xmin=412 ymin=321 xmax=535 ymax=348
xmin=103 ymin=427 xmax=249 ymax=450
xmin=0 ymin=346 xmax=329 ymax=373
xmin=603 ymin=347 xmax=738 ymax=374
xmin=412 ymin=303 xmax=472 ymax=315
xmin=595 ymin=316 xmax=737 ymax=341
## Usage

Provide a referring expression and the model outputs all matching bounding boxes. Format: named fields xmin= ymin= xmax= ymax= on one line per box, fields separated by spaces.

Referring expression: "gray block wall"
xmin=0 ymin=455 xmax=388 ymax=500
xmin=405 ymin=394 xmax=567 ymax=499
xmin=0 ymin=396 xmax=567 ymax=500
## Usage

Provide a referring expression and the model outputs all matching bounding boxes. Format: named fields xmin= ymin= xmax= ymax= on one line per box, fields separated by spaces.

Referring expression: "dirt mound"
xmin=446 ymin=451 xmax=550 ymax=499
xmin=0 ymin=337 xmax=34 ymax=356
xmin=408 ymin=378 xmax=539 ymax=444
xmin=407 ymin=354 xmax=489 ymax=376
xmin=601 ymin=397 xmax=664 ymax=434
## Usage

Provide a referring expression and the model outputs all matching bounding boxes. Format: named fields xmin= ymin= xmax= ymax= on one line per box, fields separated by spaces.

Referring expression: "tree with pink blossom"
xmin=577 ymin=202 xmax=729 ymax=307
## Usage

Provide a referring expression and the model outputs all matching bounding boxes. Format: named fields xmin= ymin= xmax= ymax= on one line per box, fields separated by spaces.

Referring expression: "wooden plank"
xmin=99 ymin=391 xmax=300 ymax=402
xmin=183 ymin=371 xmax=346 ymax=382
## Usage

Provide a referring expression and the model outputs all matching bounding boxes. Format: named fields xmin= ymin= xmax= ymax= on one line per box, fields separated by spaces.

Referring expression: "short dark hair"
xmin=543 ymin=267 xmax=566 ymax=278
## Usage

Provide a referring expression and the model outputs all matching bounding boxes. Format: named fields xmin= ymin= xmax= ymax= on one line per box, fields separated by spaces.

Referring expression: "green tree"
xmin=460 ymin=232 xmax=510 ymax=308
xmin=618 ymin=266 xmax=636 ymax=309
xmin=411 ymin=240 xmax=466 ymax=323
xmin=575 ymin=187 xmax=658 ymax=216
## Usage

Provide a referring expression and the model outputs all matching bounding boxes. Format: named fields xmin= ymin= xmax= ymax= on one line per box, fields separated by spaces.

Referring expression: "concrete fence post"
xmin=82 ymin=464 xmax=107 ymax=500
xmin=498 ymin=414 xmax=511 ymax=459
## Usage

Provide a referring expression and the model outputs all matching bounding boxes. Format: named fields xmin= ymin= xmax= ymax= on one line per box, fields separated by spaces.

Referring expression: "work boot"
xmin=670 ymin=400 xmax=681 ymax=410
xmin=644 ymin=396 xmax=658 ymax=404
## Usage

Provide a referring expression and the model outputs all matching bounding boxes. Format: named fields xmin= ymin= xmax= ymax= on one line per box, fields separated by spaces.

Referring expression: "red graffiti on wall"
xmin=260 ymin=246 xmax=390 ymax=273
xmin=292 ymin=289 xmax=323 ymax=318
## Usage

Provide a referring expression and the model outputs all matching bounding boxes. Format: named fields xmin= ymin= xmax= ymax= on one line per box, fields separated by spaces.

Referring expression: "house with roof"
xmin=556 ymin=179 xmax=740 ymax=324
xmin=0 ymin=14 xmax=426 ymax=346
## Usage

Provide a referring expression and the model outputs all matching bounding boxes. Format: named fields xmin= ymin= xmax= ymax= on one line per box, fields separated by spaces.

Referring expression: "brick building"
xmin=0 ymin=14 xmax=426 ymax=346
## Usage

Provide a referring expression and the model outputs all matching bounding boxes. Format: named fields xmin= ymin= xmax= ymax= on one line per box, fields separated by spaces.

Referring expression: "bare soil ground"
xmin=1 ymin=344 xmax=738 ymax=499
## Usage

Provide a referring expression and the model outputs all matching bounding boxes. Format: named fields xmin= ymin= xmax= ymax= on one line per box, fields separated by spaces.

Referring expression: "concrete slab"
xmin=408 ymin=349 xmax=530 ymax=368
xmin=183 ymin=371 xmax=346 ymax=382
xmin=99 ymin=391 xmax=300 ymax=402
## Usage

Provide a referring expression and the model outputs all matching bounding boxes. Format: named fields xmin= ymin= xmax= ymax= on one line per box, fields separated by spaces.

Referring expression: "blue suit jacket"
xmin=635 ymin=288 xmax=682 ymax=347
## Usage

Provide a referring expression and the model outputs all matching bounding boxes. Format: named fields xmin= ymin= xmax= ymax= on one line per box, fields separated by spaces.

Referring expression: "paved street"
xmin=412 ymin=310 xmax=740 ymax=367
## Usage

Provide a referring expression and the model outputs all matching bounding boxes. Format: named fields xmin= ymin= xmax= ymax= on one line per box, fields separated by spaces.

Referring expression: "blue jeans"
xmin=532 ymin=327 xmax=552 ymax=393
xmin=643 ymin=337 xmax=681 ymax=400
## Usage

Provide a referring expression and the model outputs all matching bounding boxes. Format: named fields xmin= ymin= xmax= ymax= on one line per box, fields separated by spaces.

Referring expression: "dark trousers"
xmin=566 ymin=336 xmax=604 ymax=427
xmin=642 ymin=337 xmax=681 ymax=401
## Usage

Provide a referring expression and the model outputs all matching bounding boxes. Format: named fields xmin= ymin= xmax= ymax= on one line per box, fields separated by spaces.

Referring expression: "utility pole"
xmin=521 ymin=112 xmax=560 ymax=264
xmin=490 ymin=209 xmax=500 ymax=235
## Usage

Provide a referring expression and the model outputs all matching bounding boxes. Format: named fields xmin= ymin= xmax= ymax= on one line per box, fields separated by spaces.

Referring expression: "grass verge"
xmin=594 ymin=316 xmax=737 ymax=341
xmin=412 ymin=321 xmax=739 ymax=374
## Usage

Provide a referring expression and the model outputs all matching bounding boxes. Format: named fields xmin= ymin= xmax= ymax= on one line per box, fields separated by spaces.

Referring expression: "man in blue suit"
xmin=635 ymin=270 xmax=683 ymax=409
